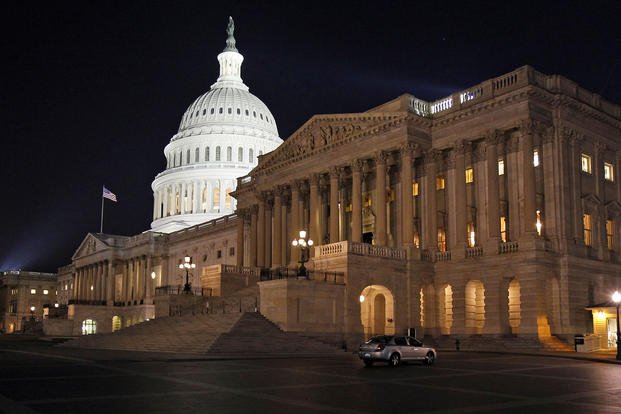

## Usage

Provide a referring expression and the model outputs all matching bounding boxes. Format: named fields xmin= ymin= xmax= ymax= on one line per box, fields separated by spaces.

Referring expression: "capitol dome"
xmin=150 ymin=17 xmax=283 ymax=234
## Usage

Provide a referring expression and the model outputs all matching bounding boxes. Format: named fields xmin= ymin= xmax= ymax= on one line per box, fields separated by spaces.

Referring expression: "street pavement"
xmin=1 ymin=337 xmax=621 ymax=413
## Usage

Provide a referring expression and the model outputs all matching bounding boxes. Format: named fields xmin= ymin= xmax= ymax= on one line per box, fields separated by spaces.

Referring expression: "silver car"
xmin=358 ymin=335 xmax=437 ymax=367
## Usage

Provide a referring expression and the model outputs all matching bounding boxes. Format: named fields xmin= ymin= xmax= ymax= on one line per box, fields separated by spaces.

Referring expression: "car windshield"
xmin=407 ymin=337 xmax=423 ymax=346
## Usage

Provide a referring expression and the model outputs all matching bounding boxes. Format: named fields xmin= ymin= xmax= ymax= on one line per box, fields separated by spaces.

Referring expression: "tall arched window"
xmin=166 ymin=154 xmax=170 ymax=168
xmin=202 ymin=187 xmax=207 ymax=212
xmin=216 ymin=146 xmax=221 ymax=161
xmin=227 ymin=146 xmax=232 ymax=161
xmin=225 ymin=188 xmax=233 ymax=209
xmin=249 ymin=149 xmax=254 ymax=163
xmin=213 ymin=187 xmax=220 ymax=210
xmin=205 ymin=147 xmax=210 ymax=161
xmin=173 ymin=152 xmax=177 ymax=166
xmin=195 ymin=148 xmax=199 ymax=163
xmin=186 ymin=149 xmax=190 ymax=164
xmin=238 ymin=147 xmax=243 ymax=162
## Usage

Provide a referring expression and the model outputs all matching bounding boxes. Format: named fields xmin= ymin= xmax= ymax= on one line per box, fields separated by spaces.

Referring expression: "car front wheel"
xmin=424 ymin=352 xmax=435 ymax=365
xmin=363 ymin=359 xmax=373 ymax=367
xmin=389 ymin=353 xmax=400 ymax=367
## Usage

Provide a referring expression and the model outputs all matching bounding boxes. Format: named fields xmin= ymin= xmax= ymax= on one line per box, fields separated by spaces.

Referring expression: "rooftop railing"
xmin=315 ymin=241 xmax=406 ymax=260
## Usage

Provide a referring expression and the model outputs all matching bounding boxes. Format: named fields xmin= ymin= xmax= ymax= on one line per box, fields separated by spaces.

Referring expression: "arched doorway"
xmin=508 ymin=279 xmax=521 ymax=334
xmin=439 ymin=285 xmax=453 ymax=335
xmin=360 ymin=285 xmax=395 ymax=339
xmin=465 ymin=280 xmax=485 ymax=334
xmin=81 ymin=319 xmax=97 ymax=335
xmin=112 ymin=315 xmax=122 ymax=332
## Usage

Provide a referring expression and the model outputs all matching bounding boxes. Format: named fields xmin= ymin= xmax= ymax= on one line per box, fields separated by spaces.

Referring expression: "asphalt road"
xmin=1 ymin=340 xmax=620 ymax=413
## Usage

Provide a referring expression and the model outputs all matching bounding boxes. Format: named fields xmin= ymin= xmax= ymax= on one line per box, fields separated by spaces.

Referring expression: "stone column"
xmin=309 ymin=173 xmax=322 ymax=248
xmin=351 ymin=159 xmax=364 ymax=242
xmin=570 ymin=135 xmax=584 ymax=243
xmin=400 ymin=143 xmax=416 ymax=246
xmin=506 ymin=135 xmax=521 ymax=241
xmin=272 ymin=188 xmax=282 ymax=267
xmin=375 ymin=152 xmax=388 ymax=246
xmin=423 ymin=151 xmax=438 ymax=251
xmin=107 ymin=261 xmax=114 ymax=304
xmin=257 ymin=196 xmax=265 ymax=268
xmin=193 ymin=180 xmax=199 ymax=213
xmin=153 ymin=191 xmax=158 ymax=220
xmin=236 ymin=209 xmax=246 ymax=268
xmin=250 ymin=205 xmax=258 ymax=267
xmin=264 ymin=193 xmax=273 ymax=267
xmin=447 ymin=142 xmax=467 ymax=254
xmin=486 ymin=131 xmax=501 ymax=247
xmin=290 ymin=181 xmax=300 ymax=265
xmin=281 ymin=191 xmax=289 ymax=266
xmin=542 ymin=130 xmax=558 ymax=244
xmin=162 ymin=187 xmax=168 ymax=217
xmin=450 ymin=283 xmax=466 ymax=335
xmin=329 ymin=167 xmax=340 ymax=243
xmin=521 ymin=121 xmax=537 ymax=236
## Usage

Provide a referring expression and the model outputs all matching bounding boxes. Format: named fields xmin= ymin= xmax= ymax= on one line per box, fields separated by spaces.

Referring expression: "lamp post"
xmin=613 ymin=291 xmax=621 ymax=360
xmin=291 ymin=230 xmax=313 ymax=278
xmin=178 ymin=255 xmax=196 ymax=294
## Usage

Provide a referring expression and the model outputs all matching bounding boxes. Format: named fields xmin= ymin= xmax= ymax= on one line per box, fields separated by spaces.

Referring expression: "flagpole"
xmin=100 ymin=187 xmax=105 ymax=234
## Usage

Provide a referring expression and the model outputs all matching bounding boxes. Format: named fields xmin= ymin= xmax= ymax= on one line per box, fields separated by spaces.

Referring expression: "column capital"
xmin=485 ymin=129 xmax=503 ymax=146
xmin=399 ymin=142 xmax=419 ymax=158
xmin=595 ymin=140 xmax=607 ymax=158
xmin=329 ymin=166 xmax=341 ymax=179
xmin=374 ymin=150 xmax=389 ymax=165
xmin=309 ymin=173 xmax=321 ymax=186
xmin=350 ymin=158 xmax=365 ymax=172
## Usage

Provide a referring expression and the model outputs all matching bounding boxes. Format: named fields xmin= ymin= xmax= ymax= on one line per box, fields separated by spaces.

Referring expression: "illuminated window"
xmin=412 ymin=181 xmax=419 ymax=196
xmin=202 ymin=188 xmax=207 ymax=211
xmin=224 ymin=188 xmax=233 ymax=209
xmin=581 ymin=154 xmax=592 ymax=173
xmin=11 ymin=288 xmax=18 ymax=295
xmin=605 ymin=162 xmax=614 ymax=181
xmin=536 ymin=210 xmax=543 ymax=236
xmin=498 ymin=159 xmax=505 ymax=175
xmin=30 ymin=289 xmax=36 ymax=295
xmin=215 ymin=146 xmax=221 ymax=161
xmin=467 ymin=222 xmax=476 ymax=247
xmin=43 ymin=289 xmax=49 ymax=295
xmin=583 ymin=213 xmax=592 ymax=246
xmin=533 ymin=149 xmax=540 ymax=167
xmin=607 ymin=220 xmax=614 ymax=250
xmin=436 ymin=176 xmax=445 ymax=190
xmin=500 ymin=216 xmax=507 ymax=242
xmin=213 ymin=187 xmax=221 ymax=210
xmin=413 ymin=232 xmax=420 ymax=248
xmin=437 ymin=228 xmax=446 ymax=252
xmin=465 ymin=168 xmax=474 ymax=183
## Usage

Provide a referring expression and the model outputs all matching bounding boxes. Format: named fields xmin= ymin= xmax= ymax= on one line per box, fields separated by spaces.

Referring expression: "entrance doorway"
xmin=360 ymin=285 xmax=395 ymax=338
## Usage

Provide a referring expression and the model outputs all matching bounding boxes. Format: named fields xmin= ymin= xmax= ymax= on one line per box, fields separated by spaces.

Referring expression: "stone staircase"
xmin=425 ymin=334 xmax=573 ymax=352
xmin=59 ymin=313 xmax=243 ymax=354
xmin=59 ymin=312 xmax=345 ymax=356
xmin=208 ymin=312 xmax=345 ymax=355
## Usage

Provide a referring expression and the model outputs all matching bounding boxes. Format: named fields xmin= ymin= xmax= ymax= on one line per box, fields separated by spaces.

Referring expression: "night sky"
xmin=2 ymin=1 xmax=620 ymax=272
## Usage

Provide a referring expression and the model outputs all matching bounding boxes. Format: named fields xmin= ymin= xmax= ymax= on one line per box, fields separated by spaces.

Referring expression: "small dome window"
xmin=237 ymin=108 xmax=241 ymax=115
xmin=202 ymin=109 xmax=206 ymax=115
xmin=253 ymin=111 xmax=256 ymax=118
xmin=219 ymin=107 xmax=223 ymax=114
xmin=210 ymin=108 xmax=215 ymax=114
xmin=228 ymin=108 xmax=232 ymax=114
xmin=245 ymin=109 xmax=249 ymax=116
xmin=195 ymin=111 xmax=199 ymax=117
xmin=260 ymin=113 xmax=263 ymax=120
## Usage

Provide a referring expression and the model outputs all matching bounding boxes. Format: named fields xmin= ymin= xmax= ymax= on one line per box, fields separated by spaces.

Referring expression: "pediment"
xmin=255 ymin=112 xmax=409 ymax=174
xmin=581 ymin=193 xmax=601 ymax=209
xmin=72 ymin=233 xmax=112 ymax=260
xmin=606 ymin=200 xmax=621 ymax=218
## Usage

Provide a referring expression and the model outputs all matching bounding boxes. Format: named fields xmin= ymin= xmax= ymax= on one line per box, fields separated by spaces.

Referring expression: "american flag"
xmin=102 ymin=186 xmax=117 ymax=202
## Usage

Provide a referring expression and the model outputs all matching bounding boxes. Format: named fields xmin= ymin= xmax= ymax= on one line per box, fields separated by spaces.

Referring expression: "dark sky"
xmin=2 ymin=1 xmax=620 ymax=272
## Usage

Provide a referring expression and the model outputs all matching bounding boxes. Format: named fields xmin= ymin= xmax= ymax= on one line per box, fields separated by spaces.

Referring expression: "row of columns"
xmin=73 ymin=256 xmax=155 ymax=305
xmin=237 ymin=126 xmax=544 ymax=268
xmin=153 ymin=180 xmax=235 ymax=220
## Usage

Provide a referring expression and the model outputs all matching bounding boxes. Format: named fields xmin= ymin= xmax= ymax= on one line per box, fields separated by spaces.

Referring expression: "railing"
xmin=460 ymin=87 xmax=483 ymax=103
xmin=465 ymin=246 xmax=483 ymax=258
xmin=315 ymin=241 xmax=406 ymax=260
xmin=408 ymin=96 xmax=431 ymax=116
xmin=421 ymin=249 xmax=434 ymax=262
xmin=221 ymin=264 xmax=260 ymax=276
xmin=155 ymin=285 xmax=213 ymax=296
xmin=435 ymin=250 xmax=451 ymax=261
xmin=68 ymin=299 xmax=107 ymax=306
xmin=259 ymin=267 xmax=345 ymax=284
xmin=499 ymin=241 xmax=519 ymax=254
xmin=430 ymin=96 xmax=453 ymax=114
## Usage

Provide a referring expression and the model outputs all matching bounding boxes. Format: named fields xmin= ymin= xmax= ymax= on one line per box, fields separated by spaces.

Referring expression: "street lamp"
xmin=291 ymin=230 xmax=313 ymax=278
xmin=178 ymin=255 xmax=196 ymax=294
xmin=30 ymin=306 xmax=35 ymax=321
xmin=613 ymin=291 xmax=621 ymax=360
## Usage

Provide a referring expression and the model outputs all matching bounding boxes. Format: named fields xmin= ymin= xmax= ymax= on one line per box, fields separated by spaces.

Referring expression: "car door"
xmin=393 ymin=336 xmax=411 ymax=360
xmin=407 ymin=336 xmax=425 ymax=359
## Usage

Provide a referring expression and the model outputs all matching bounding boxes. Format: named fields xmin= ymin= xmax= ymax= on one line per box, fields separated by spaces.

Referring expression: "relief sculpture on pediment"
xmin=318 ymin=124 xmax=363 ymax=147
